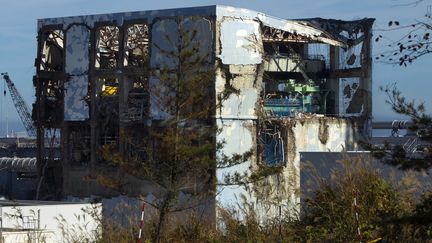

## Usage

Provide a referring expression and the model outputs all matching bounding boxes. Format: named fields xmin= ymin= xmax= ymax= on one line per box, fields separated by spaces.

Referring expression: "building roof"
xmin=38 ymin=5 xmax=347 ymax=47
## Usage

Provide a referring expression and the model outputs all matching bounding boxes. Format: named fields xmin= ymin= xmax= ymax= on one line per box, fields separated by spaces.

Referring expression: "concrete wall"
xmin=214 ymin=13 xmax=263 ymax=211
xmin=213 ymin=8 xmax=372 ymax=220
xmin=247 ymin=116 xmax=367 ymax=219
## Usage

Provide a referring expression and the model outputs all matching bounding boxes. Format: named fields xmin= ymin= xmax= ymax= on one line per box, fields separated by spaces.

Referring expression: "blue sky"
xmin=0 ymin=0 xmax=430 ymax=135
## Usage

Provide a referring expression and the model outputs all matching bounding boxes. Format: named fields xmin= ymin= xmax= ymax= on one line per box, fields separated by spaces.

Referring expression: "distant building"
xmin=34 ymin=6 xmax=374 ymax=218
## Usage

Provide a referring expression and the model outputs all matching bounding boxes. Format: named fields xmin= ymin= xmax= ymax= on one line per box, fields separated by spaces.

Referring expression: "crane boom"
xmin=1 ymin=72 xmax=36 ymax=137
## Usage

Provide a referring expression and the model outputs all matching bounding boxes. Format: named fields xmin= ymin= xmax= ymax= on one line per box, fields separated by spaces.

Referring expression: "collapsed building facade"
xmin=34 ymin=6 xmax=373 ymax=216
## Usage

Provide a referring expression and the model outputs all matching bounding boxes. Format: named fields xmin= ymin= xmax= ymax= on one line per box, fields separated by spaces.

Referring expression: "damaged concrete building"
xmin=34 ymin=5 xmax=373 ymax=216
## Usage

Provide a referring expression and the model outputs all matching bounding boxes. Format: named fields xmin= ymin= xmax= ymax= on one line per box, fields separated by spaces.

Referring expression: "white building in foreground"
xmin=0 ymin=200 xmax=101 ymax=243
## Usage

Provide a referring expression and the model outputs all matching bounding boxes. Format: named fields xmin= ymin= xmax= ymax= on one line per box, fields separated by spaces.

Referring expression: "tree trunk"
xmin=154 ymin=192 xmax=172 ymax=243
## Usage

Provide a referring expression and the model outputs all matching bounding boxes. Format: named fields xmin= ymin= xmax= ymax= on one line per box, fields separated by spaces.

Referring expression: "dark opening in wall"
xmin=95 ymin=76 xmax=119 ymax=144
xmin=261 ymin=75 xmax=324 ymax=117
xmin=121 ymin=75 xmax=149 ymax=123
xmin=261 ymin=41 xmax=332 ymax=117
xmin=124 ymin=24 xmax=150 ymax=68
xmin=39 ymin=30 xmax=64 ymax=72
xmin=68 ymin=124 xmax=91 ymax=166
xmin=95 ymin=26 xmax=119 ymax=69
xmin=122 ymin=124 xmax=148 ymax=159
xmin=95 ymin=76 xmax=119 ymax=97
xmin=35 ymin=28 xmax=65 ymax=127
xmin=259 ymin=121 xmax=286 ymax=166
xmin=17 ymin=172 xmax=37 ymax=180
xmin=40 ymin=78 xmax=63 ymax=127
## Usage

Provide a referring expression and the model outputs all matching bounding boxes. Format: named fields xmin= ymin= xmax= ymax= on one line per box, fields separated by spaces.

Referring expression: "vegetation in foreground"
xmin=61 ymin=158 xmax=432 ymax=243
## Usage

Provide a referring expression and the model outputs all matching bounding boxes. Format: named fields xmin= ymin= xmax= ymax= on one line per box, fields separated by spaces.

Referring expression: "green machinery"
xmin=263 ymin=79 xmax=322 ymax=116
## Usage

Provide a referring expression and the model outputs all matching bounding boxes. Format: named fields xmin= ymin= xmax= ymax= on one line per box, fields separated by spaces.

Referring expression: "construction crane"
xmin=1 ymin=72 xmax=36 ymax=137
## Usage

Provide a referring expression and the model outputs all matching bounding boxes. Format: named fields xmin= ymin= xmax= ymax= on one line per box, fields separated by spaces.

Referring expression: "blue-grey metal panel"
xmin=150 ymin=16 xmax=214 ymax=119
xmin=150 ymin=19 xmax=178 ymax=69
xmin=64 ymin=25 xmax=90 ymax=121
xmin=65 ymin=25 xmax=90 ymax=75
xmin=150 ymin=17 xmax=213 ymax=69
xmin=181 ymin=17 xmax=213 ymax=63
xmin=64 ymin=76 xmax=89 ymax=121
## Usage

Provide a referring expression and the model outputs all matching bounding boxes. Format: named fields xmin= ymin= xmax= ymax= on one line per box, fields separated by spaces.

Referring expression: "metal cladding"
xmin=64 ymin=25 xmax=90 ymax=121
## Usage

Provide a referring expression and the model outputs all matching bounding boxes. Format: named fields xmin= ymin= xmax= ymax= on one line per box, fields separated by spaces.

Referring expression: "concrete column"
xmin=328 ymin=45 xmax=340 ymax=115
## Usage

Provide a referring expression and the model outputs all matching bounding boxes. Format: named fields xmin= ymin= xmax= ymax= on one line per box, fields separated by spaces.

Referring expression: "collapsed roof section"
xmin=303 ymin=18 xmax=376 ymax=44
xmin=38 ymin=5 xmax=350 ymax=48
xmin=216 ymin=6 xmax=347 ymax=48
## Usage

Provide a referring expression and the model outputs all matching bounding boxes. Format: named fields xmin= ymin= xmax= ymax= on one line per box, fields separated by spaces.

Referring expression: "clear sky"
xmin=0 ymin=0 xmax=430 ymax=136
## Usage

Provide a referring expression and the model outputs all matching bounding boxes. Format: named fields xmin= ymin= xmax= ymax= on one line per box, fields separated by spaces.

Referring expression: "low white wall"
xmin=0 ymin=202 xmax=101 ymax=243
